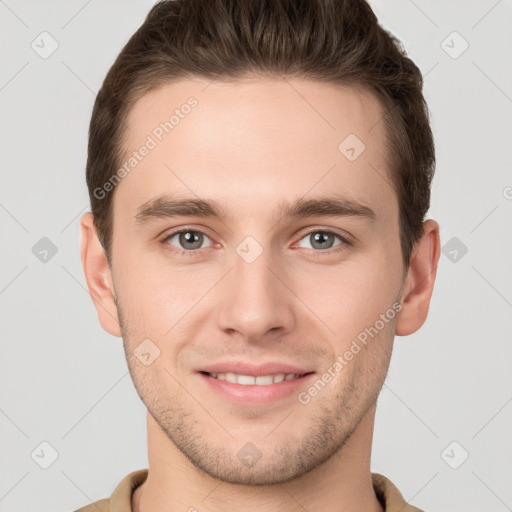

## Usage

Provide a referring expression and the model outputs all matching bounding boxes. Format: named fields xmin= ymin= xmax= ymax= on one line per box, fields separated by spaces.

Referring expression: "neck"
xmin=132 ymin=406 xmax=383 ymax=512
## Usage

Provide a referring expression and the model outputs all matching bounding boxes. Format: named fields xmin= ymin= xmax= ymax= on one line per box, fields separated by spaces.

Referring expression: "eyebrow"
xmin=134 ymin=194 xmax=376 ymax=225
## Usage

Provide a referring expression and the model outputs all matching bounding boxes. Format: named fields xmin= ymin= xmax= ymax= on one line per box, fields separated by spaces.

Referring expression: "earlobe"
xmin=79 ymin=212 xmax=122 ymax=337
xmin=395 ymin=219 xmax=441 ymax=336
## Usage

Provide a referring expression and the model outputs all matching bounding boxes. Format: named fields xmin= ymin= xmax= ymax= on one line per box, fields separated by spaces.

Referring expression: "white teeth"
xmin=255 ymin=375 xmax=273 ymax=385
xmin=237 ymin=375 xmax=256 ymax=385
xmin=208 ymin=372 xmax=301 ymax=385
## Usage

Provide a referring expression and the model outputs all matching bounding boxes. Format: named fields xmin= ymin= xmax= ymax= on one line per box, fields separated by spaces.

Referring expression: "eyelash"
xmin=159 ymin=227 xmax=352 ymax=258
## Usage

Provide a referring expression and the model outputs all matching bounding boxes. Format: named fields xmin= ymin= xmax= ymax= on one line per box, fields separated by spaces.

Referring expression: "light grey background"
xmin=1 ymin=1 xmax=511 ymax=511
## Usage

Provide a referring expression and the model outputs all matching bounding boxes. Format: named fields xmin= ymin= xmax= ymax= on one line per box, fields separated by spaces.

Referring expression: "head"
xmin=81 ymin=0 xmax=440 ymax=486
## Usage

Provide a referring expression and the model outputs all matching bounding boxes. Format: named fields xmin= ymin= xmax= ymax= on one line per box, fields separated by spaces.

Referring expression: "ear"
xmin=395 ymin=219 xmax=441 ymax=336
xmin=79 ymin=212 xmax=122 ymax=337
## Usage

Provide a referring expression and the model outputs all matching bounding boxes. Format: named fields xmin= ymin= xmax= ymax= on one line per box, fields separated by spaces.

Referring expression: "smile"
xmin=206 ymin=372 xmax=306 ymax=385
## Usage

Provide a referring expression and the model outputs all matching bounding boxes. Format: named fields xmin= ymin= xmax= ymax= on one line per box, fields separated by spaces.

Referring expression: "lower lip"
xmin=198 ymin=372 xmax=316 ymax=405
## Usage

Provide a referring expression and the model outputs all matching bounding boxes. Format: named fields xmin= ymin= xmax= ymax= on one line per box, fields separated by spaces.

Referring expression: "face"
xmin=106 ymin=77 xmax=406 ymax=484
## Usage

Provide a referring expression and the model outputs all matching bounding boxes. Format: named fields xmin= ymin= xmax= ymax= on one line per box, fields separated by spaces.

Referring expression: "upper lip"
xmin=199 ymin=362 xmax=315 ymax=377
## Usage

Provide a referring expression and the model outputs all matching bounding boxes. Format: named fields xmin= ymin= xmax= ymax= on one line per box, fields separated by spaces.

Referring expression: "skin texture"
xmin=80 ymin=76 xmax=440 ymax=512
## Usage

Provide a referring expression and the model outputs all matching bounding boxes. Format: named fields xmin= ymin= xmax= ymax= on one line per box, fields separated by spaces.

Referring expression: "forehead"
xmin=114 ymin=76 xmax=395 ymax=225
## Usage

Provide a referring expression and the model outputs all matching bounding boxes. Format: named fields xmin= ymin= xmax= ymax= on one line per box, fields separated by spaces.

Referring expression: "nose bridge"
xmin=216 ymin=238 xmax=294 ymax=340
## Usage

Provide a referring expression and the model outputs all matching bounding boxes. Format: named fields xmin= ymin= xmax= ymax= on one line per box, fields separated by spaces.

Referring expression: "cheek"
xmin=114 ymin=256 xmax=199 ymax=325
xmin=292 ymin=259 xmax=399 ymax=340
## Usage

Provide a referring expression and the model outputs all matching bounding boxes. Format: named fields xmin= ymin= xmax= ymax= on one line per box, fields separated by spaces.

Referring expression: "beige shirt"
xmin=74 ymin=469 xmax=424 ymax=512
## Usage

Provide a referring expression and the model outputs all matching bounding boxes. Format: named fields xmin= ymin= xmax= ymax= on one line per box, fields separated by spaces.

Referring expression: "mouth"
xmin=200 ymin=371 xmax=312 ymax=385
xmin=198 ymin=369 xmax=316 ymax=405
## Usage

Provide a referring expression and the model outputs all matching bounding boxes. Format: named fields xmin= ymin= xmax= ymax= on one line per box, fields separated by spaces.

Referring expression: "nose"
xmin=215 ymin=245 xmax=296 ymax=343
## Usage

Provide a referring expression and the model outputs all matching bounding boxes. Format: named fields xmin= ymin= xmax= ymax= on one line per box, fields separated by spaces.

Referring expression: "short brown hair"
xmin=86 ymin=0 xmax=435 ymax=268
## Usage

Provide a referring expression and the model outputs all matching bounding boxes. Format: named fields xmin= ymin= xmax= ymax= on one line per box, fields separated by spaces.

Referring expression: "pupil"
xmin=180 ymin=231 xmax=202 ymax=249
xmin=312 ymin=232 xmax=332 ymax=249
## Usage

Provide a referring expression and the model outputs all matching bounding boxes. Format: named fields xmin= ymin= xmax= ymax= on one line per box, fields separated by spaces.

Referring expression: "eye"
xmin=296 ymin=230 xmax=347 ymax=251
xmin=163 ymin=229 xmax=213 ymax=252
xmin=160 ymin=227 xmax=349 ymax=257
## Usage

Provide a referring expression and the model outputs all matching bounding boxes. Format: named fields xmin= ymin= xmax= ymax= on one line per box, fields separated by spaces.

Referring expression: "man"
xmin=77 ymin=0 xmax=440 ymax=510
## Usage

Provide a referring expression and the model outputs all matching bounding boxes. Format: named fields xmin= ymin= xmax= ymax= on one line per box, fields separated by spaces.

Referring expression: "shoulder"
xmin=72 ymin=468 xmax=148 ymax=512
xmin=73 ymin=498 xmax=110 ymax=512
xmin=372 ymin=472 xmax=426 ymax=512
